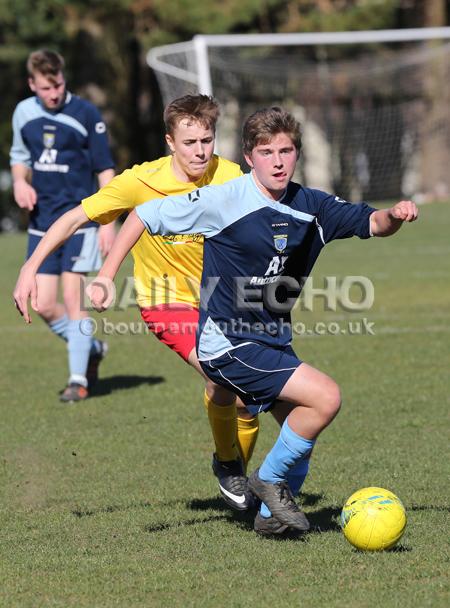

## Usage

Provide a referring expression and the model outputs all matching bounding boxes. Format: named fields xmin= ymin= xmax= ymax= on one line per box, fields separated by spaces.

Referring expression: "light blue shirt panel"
xmin=197 ymin=316 xmax=234 ymax=360
xmin=135 ymin=173 xmax=315 ymax=238
xmin=136 ymin=174 xmax=258 ymax=238
xmin=10 ymin=101 xmax=36 ymax=166
xmin=41 ymin=109 xmax=89 ymax=137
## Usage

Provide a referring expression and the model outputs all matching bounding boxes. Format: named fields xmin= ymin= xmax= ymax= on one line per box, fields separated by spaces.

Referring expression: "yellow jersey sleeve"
xmin=81 ymin=168 xmax=138 ymax=224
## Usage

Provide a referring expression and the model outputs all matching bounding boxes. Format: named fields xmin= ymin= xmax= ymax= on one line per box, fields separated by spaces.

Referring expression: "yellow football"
xmin=341 ymin=487 xmax=407 ymax=551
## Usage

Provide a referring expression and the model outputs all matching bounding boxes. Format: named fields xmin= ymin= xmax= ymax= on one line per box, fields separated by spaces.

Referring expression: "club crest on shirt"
xmin=273 ymin=234 xmax=288 ymax=253
xmin=43 ymin=132 xmax=55 ymax=148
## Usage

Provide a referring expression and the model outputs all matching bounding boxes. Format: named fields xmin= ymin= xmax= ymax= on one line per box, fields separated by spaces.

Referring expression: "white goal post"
xmin=147 ymin=28 xmax=450 ymax=202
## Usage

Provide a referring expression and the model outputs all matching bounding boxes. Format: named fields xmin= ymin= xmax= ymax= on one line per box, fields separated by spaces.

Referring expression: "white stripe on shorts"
xmin=207 ymin=357 xmax=259 ymax=403
xmin=230 ymin=354 xmax=298 ymax=374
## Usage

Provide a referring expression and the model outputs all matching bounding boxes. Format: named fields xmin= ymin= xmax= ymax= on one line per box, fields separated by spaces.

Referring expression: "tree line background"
xmin=0 ymin=0 xmax=448 ymax=229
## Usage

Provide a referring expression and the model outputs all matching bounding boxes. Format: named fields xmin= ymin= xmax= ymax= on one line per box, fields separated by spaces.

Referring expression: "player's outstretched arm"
xmin=13 ymin=205 xmax=90 ymax=323
xmin=88 ymin=210 xmax=145 ymax=312
xmin=369 ymin=200 xmax=418 ymax=237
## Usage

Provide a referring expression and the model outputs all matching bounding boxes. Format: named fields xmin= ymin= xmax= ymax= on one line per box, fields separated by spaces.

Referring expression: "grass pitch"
xmin=1 ymin=203 xmax=449 ymax=607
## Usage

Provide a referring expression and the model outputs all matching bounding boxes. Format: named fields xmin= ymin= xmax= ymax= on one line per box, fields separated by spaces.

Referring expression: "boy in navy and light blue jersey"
xmin=135 ymin=176 xmax=374 ymax=384
xmin=10 ymin=49 xmax=115 ymax=402
xmin=89 ymin=107 xmax=418 ymax=536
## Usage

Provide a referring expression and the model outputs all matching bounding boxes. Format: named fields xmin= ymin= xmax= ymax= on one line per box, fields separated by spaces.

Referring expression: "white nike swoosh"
xmin=219 ymin=484 xmax=246 ymax=504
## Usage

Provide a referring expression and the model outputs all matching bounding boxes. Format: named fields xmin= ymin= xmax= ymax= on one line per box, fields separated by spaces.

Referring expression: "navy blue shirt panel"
xmin=135 ymin=174 xmax=377 ymax=358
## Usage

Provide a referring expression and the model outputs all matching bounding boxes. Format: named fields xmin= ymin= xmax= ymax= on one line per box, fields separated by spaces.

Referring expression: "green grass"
xmin=1 ymin=203 xmax=449 ymax=607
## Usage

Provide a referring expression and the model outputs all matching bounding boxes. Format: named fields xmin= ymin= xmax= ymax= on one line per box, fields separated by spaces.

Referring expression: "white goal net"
xmin=148 ymin=29 xmax=450 ymax=202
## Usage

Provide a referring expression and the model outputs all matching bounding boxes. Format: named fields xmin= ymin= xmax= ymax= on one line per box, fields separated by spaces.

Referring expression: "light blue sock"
xmin=66 ymin=319 xmax=92 ymax=387
xmin=48 ymin=314 xmax=68 ymax=341
xmin=259 ymin=419 xmax=315 ymax=518
xmin=48 ymin=314 xmax=100 ymax=355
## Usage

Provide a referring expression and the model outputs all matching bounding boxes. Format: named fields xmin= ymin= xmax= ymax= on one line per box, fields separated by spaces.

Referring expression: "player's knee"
xmin=37 ymin=301 xmax=58 ymax=321
xmin=320 ymin=382 xmax=342 ymax=423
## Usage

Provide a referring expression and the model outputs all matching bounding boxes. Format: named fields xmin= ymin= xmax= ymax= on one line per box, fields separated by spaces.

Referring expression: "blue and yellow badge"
xmin=43 ymin=132 xmax=55 ymax=148
xmin=273 ymin=234 xmax=288 ymax=253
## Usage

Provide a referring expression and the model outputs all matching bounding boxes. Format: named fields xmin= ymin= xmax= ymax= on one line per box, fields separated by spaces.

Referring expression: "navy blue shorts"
xmin=27 ymin=227 xmax=102 ymax=275
xmin=200 ymin=342 xmax=302 ymax=415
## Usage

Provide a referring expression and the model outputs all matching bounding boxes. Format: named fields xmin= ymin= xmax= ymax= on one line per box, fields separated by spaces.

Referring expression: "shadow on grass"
xmin=187 ymin=496 xmax=256 ymax=531
xmin=301 ymin=492 xmax=325 ymax=507
xmin=187 ymin=492 xmax=325 ymax=513
xmin=144 ymin=503 xmax=342 ymax=539
xmin=144 ymin=514 xmax=232 ymax=533
xmin=89 ymin=374 xmax=165 ymax=397
xmin=186 ymin=494 xmax=342 ymax=534
xmin=350 ymin=543 xmax=412 ymax=554
xmin=308 ymin=506 xmax=342 ymax=532
xmin=72 ymin=501 xmax=152 ymax=518
xmin=408 ymin=504 xmax=450 ymax=512
xmin=390 ymin=544 xmax=412 ymax=553
xmin=187 ymin=496 xmax=236 ymax=512
xmin=139 ymin=496 xmax=257 ymax=534
xmin=71 ymin=493 xmax=342 ymax=539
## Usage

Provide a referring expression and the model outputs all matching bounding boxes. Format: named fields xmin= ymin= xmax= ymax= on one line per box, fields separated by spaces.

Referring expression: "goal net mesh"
xmin=150 ymin=38 xmax=450 ymax=202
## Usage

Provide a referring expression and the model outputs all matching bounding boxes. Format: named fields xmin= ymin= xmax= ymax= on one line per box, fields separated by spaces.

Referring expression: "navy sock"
xmin=287 ymin=456 xmax=311 ymax=497
xmin=90 ymin=339 xmax=103 ymax=355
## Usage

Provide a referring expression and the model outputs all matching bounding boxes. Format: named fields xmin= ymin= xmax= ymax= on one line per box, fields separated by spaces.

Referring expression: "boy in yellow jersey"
xmin=13 ymin=95 xmax=259 ymax=511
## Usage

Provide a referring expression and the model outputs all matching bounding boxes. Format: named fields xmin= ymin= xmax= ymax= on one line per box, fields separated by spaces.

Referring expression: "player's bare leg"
xmin=278 ymin=363 xmax=341 ymax=438
xmin=34 ymin=274 xmax=65 ymax=323
xmin=250 ymin=364 xmax=341 ymax=533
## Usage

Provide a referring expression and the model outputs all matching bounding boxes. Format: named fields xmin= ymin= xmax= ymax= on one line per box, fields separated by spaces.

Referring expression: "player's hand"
xmin=98 ymin=222 xmax=116 ymax=257
xmin=13 ymin=180 xmax=37 ymax=211
xmin=389 ymin=200 xmax=418 ymax=223
xmin=86 ymin=276 xmax=115 ymax=312
xmin=13 ymin=266 xmax=38 ymax=323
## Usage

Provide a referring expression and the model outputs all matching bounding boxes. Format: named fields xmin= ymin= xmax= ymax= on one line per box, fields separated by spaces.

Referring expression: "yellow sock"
xmin=203 ymin=391 xmax=239 ymax=462
xmin=237 ymin=415 xmax=260 ymax=472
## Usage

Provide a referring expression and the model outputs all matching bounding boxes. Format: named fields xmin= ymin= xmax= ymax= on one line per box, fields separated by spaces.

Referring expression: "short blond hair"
xmin=163 ymin=95 xmax=220 ymax=137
